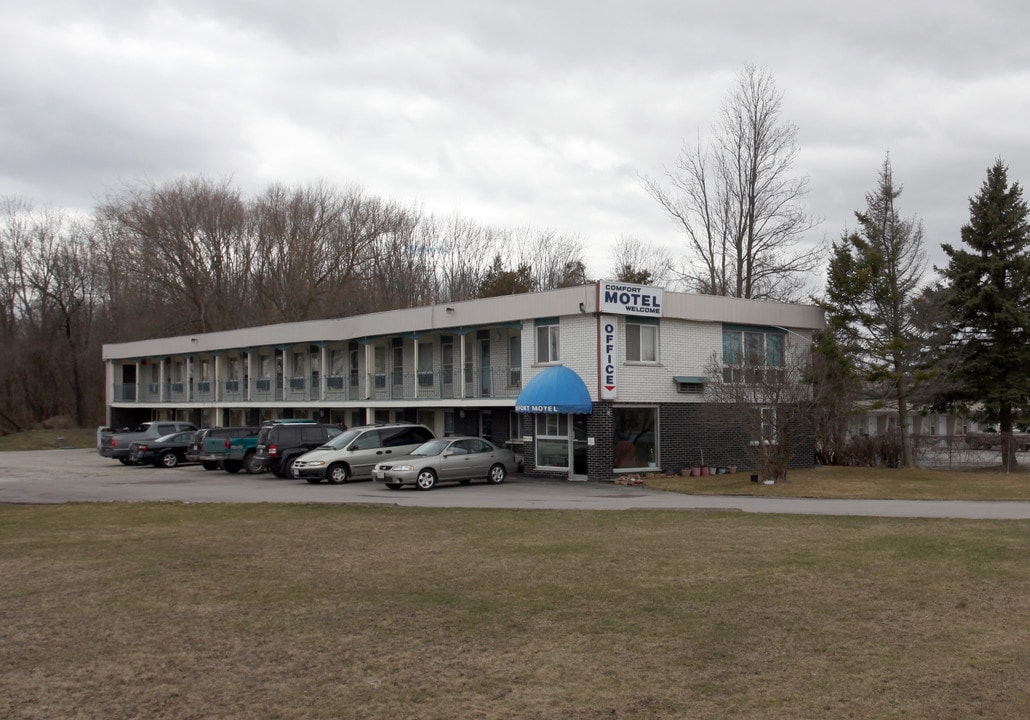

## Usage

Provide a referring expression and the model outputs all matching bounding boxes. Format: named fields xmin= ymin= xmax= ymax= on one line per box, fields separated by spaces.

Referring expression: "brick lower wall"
xmin=520 ymin=402 xmax=817 ymax=481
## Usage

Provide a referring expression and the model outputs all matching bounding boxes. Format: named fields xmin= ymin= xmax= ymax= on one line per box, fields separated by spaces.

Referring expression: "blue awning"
xmin=515 ymin=365 xmax=593 ymax=414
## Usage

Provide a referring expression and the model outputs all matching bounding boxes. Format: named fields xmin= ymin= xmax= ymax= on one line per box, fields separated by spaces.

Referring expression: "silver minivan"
xmin=291 ymin=423 xmax=435 ymax=484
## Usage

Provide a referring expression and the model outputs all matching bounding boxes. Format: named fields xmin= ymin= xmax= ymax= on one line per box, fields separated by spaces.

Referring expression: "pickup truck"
xmin=195 ymin=426 xmax=260 ymax=473
xmin=99 ymin=421 xmax=199 ymax=464
xmin=224 ymin=434 xmax=264 ymax=474
xmin=964 ymin=431 xmax=1030 ymax=451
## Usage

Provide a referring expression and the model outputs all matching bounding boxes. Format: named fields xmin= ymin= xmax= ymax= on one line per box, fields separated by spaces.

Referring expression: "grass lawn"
xmin=0 ymin=427 xmax=102 ymax=451
xmin=644 ymin=464 xmax=1030 ymax=501
xmin=2 ymin=503 xmax=1028 ymax=719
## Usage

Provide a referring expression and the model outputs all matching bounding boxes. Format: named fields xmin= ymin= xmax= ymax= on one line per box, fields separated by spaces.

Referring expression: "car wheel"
xmin=158 ymin=451 xmax=179 ymax=469
xmin=326 ymin=463 xmax=350 ymax=484
xmin=118 ymin=457 xmax=133 ymax=465
xmin=415 ymin=469 xmax=437 ymax=490
xmin=487 ymin=463 xmax=507 ymax=484
xmin=243 ymin=453 xmax=264 ymax=474
xmin=223 ymin=460 xmax=242 ymax=474
xmin=201 ymin=461 xmax=219 ymax=471
xmin=385 ymin=483 xmax=402 ymax=490
xmin=271 ymin=465 xmax=284 ymax=479
xmin=282 ymin=456 xmax=297 ymax=479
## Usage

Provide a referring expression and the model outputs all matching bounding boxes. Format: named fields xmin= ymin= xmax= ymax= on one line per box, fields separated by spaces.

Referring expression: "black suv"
xmin=254 ymin=422 xmax=344 ymax=478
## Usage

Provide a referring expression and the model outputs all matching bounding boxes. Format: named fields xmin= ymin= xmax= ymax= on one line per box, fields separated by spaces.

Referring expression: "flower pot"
xmin=750 ymin=473 xmax=759 ymax=483
xmin=700 ymin=466 xmax=710 ymax=476
xmin=690 ymin=466 xmax=700 ymax=476
xmin=728 ymin=465 xmax=738 ymax=474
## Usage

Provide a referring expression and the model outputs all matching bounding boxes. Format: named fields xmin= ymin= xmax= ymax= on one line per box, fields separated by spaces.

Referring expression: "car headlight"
xmin=306 ymin=460 xmax=325 ymax=467
xmin=392 ymin=464 xmax=415 ymax=472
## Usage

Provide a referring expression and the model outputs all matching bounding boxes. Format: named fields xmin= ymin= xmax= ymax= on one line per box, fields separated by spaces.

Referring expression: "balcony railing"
xmin=112 ymin=365 xmax=522 ymax=405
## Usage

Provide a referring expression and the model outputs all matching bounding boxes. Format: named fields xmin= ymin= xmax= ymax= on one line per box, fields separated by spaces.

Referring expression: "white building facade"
xmin=102 ymin=282 xmax=825 ymax=481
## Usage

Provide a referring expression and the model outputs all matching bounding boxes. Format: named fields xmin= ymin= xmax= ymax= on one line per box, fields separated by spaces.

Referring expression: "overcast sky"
xmin=4 ymin=1 xmax=1029 ymax=289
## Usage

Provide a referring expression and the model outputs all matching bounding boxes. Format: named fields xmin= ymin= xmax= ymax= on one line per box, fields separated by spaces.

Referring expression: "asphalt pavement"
xmin=2 ymin=448 xmax=1029 ymax=519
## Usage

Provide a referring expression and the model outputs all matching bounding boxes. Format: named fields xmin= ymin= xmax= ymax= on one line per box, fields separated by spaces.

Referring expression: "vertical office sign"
xmin=599 ymin=315 xmax=617 ymax=400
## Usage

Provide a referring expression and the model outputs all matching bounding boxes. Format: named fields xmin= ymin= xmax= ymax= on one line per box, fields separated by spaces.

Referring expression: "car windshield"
xmin=322 ymin=428 xmax=362 ymax=449
xmin=410 ymin=439 xmax=451 ymax=457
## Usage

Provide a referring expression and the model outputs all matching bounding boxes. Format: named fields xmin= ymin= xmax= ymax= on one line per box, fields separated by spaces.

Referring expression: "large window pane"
xmin=612 ymin=407 xmax=658 ymax=469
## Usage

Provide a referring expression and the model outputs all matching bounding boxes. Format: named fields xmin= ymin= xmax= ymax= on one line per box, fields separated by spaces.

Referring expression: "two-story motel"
xmin=102 ymin=281 xmax=825 ymax=481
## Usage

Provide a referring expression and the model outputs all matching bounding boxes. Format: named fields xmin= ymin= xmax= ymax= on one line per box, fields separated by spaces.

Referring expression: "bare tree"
xmin=503 ymin=228 xmax=587 ymax=290
xmin=251 ymin=183 xmax=404 ymax=323
xmin=0 ymin=200 xmax=106 ymax=428
xmin=99 ymin=176 xmax=252 ymax=335
xmin=703 ymin=335 xmax=816 ymax=482
xmin=607 ymin=235 xmax=675 ymax=286
xmin=431 ymin=213 xmax=495 ymax=302
xmin=359 ymin=203 xmax=440 ymax=312
xmin=642 ymin=64 xmax=820 ymax=301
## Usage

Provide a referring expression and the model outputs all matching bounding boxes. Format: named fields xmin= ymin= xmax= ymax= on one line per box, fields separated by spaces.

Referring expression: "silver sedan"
xmin=373 ymin=437 xmax=517 ymax=490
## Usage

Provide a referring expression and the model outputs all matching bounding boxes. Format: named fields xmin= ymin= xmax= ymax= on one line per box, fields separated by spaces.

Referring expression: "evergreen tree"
xmin=936 ymin=159 xmax=1030 ymax=467
xmin=822 ymin=155 xmax=926 ymax=467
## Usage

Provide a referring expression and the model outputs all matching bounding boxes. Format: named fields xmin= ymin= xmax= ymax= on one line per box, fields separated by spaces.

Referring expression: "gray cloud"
xmin=4 ymin=1 xmax=1030 ymax=284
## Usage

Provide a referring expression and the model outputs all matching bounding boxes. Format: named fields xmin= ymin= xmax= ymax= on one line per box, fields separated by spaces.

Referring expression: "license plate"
xmin=376 ymin=471 xmax=385 ymax=480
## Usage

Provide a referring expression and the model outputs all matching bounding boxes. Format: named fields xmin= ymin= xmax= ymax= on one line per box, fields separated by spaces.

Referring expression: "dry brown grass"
xmin=644 ymin=464 xmax=1030 ymax=500
xmin=0 ymin=427 xmax=101 ymax=451
xmin=2 ymin=503 xmax=1028 ymax=719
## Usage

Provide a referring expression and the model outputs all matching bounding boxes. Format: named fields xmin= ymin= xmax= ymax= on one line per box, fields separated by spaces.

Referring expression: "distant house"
xmin=102 ymin=281 xmax=825 ymax=481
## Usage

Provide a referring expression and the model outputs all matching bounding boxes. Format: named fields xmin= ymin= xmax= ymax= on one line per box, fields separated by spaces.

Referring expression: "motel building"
xmin=102 ymin=281 xmax=825 ymax=481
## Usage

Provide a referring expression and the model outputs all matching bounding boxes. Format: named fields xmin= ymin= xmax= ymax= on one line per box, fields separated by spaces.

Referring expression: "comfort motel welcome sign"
xmin=597 ymin=281 xmax=663 ymax=400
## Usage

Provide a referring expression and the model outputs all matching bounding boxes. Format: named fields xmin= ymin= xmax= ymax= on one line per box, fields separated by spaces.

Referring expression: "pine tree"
xmin=823 ymin=155 xmax=926 ymax=467
xmin=937 ymin=159 xmax=1030 ymax=467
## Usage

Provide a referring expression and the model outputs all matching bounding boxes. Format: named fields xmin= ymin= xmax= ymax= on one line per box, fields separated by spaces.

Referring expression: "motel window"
xmin=536 ymin=318 xmax=560 ymax=364
xmin=626 ymin=319 xmax=659 ymax=362
xmin=722 ymin=326 xmax=786 ymax=383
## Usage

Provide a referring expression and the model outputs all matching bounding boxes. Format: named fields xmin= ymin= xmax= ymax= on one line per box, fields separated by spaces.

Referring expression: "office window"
xmin=536 ymin=318 xmax=560 ymax=363
xmin=626 ymin=320 xmax=659 ymax=362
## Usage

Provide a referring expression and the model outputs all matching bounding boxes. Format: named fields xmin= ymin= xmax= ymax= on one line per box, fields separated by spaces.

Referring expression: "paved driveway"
xmin=2 ymin=449 xmax=1029 ymax=519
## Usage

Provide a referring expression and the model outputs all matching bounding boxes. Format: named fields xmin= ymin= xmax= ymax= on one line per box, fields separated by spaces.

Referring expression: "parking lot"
xmin=2 ymin=448 xmax=1030 ymax=519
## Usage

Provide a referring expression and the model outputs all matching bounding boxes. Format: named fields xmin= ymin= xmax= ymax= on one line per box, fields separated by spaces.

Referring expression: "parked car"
xmin=195 ymin=426 xmax=261 ymax=472
xmin=292 ymin=423 xmax=435 ymax=484
xmin=128 ymin=430 xmax=198 ymax=468
xmin=373 ymin=436 xmax=516 ymax=490
xmin=965 ymin=431 xmax=1030 ymax=451
xmin=99 ymin=421 xmax=199 ymax=464
xmin=254 ymin=421 xmax=344 ymax=478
